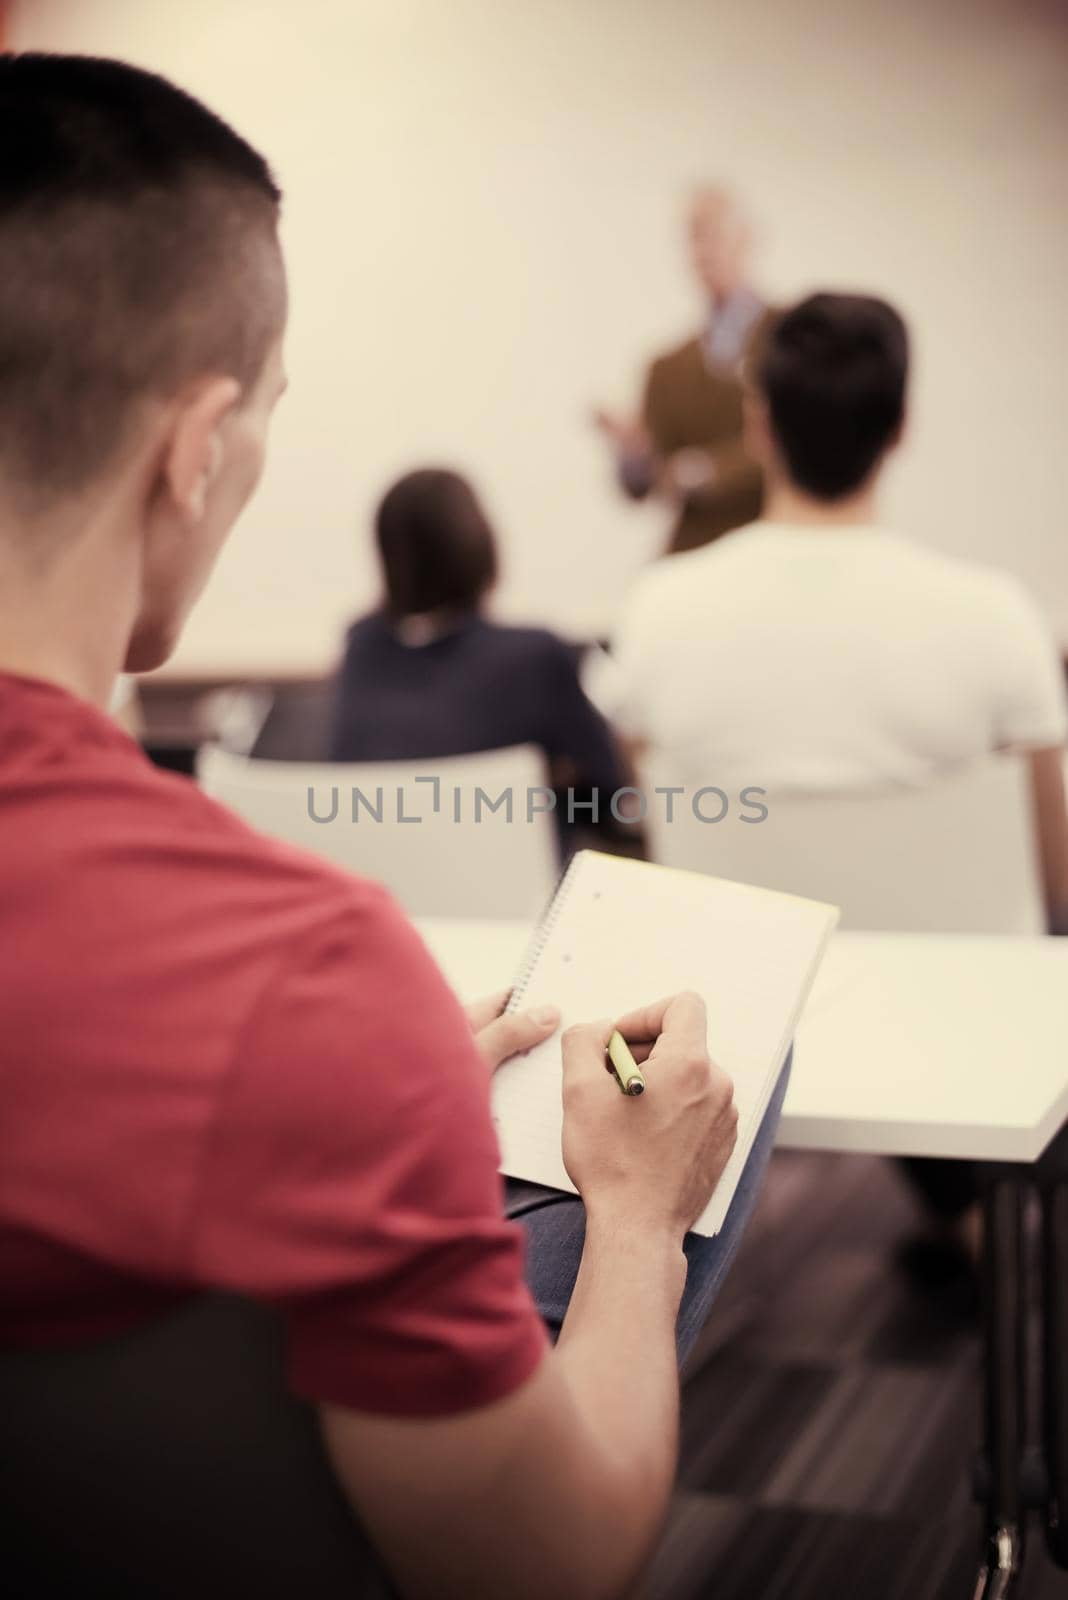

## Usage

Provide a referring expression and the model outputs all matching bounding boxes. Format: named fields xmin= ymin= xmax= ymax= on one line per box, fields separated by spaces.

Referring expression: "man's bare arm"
xmin=321 ymin=994 xmax=736 ymax=1600
xmin=1028 ymin=746 xmax=1068 ymax=933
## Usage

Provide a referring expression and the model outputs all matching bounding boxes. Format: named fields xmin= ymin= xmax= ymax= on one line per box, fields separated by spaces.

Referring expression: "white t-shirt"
xmin=612 ymin=521 xmax=1068 ymax=791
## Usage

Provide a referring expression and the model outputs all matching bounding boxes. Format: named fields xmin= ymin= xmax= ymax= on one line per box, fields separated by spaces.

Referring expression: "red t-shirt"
xmin=0 ymin=671 xmax=546 ymax=1416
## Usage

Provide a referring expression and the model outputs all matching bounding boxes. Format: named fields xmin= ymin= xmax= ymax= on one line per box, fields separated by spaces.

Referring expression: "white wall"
xmin=15 ymin=0 xmax=1068 ymax=674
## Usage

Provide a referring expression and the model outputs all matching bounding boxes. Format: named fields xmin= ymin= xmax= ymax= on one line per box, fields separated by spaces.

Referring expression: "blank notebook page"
xmin=495 ymin=851 xmax=838 ymax=1235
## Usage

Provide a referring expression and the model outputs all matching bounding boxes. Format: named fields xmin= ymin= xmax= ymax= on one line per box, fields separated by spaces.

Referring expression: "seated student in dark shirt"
xmin=329 ymin=469 xmax=626 ymax=809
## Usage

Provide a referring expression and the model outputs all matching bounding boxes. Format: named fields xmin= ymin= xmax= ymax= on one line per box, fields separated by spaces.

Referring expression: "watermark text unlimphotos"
xmin=305 ymin=780 xmax=769 ymax=827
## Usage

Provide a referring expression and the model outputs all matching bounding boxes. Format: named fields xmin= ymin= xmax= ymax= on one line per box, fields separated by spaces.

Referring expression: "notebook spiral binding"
xmin=505 ymin=854 xmax=584 ymax=1012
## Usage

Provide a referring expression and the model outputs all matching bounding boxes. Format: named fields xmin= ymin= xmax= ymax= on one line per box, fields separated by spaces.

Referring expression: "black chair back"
xmin=0 ymin=1294 xmax=392 ymax=1597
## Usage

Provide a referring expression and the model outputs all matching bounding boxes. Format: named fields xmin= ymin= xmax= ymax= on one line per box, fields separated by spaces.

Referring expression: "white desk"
xmin=418 ymin=916 xmax=1068 ymax=1599
xmin=417 ymin=921 xmax=1068 ymax=1166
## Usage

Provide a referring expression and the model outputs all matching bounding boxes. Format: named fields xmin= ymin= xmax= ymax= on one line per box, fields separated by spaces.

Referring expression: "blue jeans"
xmin=506 ymin=1051 xmax=791 ymax=1365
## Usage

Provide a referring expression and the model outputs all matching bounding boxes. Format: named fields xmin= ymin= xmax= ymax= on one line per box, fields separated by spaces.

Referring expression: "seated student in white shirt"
xmin=612 ymin=291 xmax=1068 ymax=935
xmin=612 ymin=291 xmax=1068 ymax=1289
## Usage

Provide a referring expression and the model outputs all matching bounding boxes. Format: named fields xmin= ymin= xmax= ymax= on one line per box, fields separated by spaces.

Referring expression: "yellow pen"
xmin=607 ymin=1030 xmax=646 ymax=1096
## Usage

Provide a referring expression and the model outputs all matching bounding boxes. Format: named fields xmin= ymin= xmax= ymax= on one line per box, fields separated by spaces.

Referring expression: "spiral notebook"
xmin=495 ymin=851 xmax=838 ymax=1236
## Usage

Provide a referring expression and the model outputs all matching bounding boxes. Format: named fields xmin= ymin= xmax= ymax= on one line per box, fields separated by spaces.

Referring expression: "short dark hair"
xmin=376 ymin=470 xmax=498 ymax=618
xmin=756 ymin=293 xmax=908 ymax=500
xmin=0 ymin=53 xmax=283 ymax=504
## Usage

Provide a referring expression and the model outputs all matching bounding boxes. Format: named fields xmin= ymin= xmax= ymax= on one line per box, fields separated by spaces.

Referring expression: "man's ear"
xmin=162 ymin=377 xmax=242 ymax=522
xmin=888 ymin=410 xmax=907 ymax=456
xmin=742 ymin=388 xmax=772 ymax=463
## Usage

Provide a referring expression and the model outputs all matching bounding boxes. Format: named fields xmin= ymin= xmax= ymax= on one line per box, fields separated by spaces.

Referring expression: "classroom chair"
xmin=0 ymin=1295 xmax=392 ymax=1598
xmin=197 ymin=742 xmax=558 ymax=919
xmin=642 ymin=754 xmax=1045 ymax=934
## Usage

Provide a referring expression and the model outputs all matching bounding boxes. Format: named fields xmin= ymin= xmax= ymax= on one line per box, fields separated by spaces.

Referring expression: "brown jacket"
xmin=642 ymin=332 xmax=765 ymax=554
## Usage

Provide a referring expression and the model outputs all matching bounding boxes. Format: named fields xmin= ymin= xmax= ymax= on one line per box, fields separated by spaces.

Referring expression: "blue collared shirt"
xmin=702 ymin=286 xmax=765 ymax=370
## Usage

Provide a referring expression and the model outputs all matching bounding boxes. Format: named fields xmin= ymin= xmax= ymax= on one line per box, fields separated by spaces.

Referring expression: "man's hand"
xmin=591 ymin=406 xmax=649 ymax=457
xmin=323 ymin=991 xmax=734 ymax=1600
xmin=561 ymin=992 xmax=737 ymax=1235
xmin=593 ymin=408 xmax=657 ymax=499
xmin=465 ymin=990 xmax=561 ymax=1071
xmin=662 ymin=446 xmax=717 ymax=499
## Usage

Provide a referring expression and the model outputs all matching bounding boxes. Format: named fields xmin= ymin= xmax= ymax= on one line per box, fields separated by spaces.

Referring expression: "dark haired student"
xmin=613 ymin=291 xmax=1068 ymax=1277
xmin=330 ymin=468 xmax=625 ymax=795
xmin=613 ymin=292 xmax=1068 ymax=923
xmin=0 ymin=53 xmax=786 ymax=1600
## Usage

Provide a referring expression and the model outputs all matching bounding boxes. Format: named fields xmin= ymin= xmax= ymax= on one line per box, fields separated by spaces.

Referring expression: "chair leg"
xmin=1039 ymin=1131 xmax=1068 ymax=1570
xmin=972 ymin=1171 xmax=1028 ymax=1600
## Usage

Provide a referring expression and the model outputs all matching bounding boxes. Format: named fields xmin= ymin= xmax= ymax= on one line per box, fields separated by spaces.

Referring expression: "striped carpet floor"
xmin=637 ymin=1151 xmax=1068 ymax=1600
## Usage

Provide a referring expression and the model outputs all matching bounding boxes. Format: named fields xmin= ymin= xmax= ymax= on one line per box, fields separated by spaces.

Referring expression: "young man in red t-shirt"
xmin=0 ymin=55 xmax=785 ymax=1598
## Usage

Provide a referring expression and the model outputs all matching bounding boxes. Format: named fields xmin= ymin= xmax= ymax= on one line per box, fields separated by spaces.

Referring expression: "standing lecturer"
xmin=596 ymin=185 xmax=767 ymax=554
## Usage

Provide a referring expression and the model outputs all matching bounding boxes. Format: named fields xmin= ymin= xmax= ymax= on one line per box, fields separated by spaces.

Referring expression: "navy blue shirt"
xmin=329 ymin=613 xmax=625 ymax=796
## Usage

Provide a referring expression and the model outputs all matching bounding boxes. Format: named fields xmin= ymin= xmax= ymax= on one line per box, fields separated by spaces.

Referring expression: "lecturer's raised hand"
xmin=561 ymin=991 xmax=737 ymax=1237
xmin=591 ymin=406 xmax=650 ymax=458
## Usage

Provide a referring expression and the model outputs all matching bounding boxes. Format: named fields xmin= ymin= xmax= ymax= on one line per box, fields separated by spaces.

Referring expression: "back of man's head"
xmin=756 ymin=293 xmax=908 ymax=501
xmin=0 ymin=53 xmax=283 ymax=510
